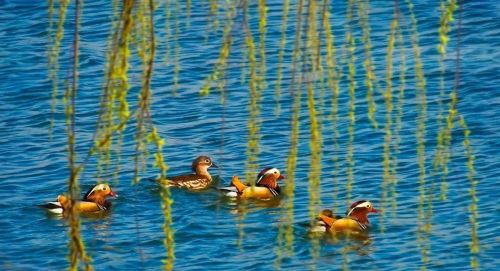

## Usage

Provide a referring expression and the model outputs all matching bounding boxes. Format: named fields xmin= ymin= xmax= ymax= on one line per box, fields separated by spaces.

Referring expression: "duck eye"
xmin=205 ymin=159 xmax=210 ymax=163
xmin=103 ymin=187 xmax=107 ymax=190
xmin=274 ymin=171 xmax=277 ymax=174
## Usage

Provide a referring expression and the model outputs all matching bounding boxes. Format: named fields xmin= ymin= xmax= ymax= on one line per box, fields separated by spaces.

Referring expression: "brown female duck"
xmin=163 ymin=155 xmax=218 ymax=190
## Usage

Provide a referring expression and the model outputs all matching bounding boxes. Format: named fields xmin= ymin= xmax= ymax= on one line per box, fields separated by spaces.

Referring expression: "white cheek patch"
xmin=356 ymin=201 xmax=371 ymax=209
xmin=87 ymin=184 xmax=106 ymax=197
xmin=346 ymin=201 xmax=372 ymax=216
xmin=88 ymin=186 xmax=99 ymax=195
xmin=93 ymin=184 xmax=105 ymax=192
xmin=257 ymin=168 xmax=281 ymax=184
xmin=265 ymin=168 xmax=279 ymax=175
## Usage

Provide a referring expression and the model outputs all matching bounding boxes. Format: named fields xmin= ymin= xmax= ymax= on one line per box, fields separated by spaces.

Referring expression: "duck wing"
xmin=167 ymin=174 xmax=211 ymax=190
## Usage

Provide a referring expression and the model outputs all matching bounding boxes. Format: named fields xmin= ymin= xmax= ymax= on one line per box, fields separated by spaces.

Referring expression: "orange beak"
xmin=109 ymin=190 xmax=118 ymax=198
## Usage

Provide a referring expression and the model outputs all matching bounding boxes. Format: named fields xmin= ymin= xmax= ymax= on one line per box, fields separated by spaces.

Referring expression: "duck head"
xmin=192 ymin=156 xmax=218 ymax=177
xmin=83 ymin=183 xmax=118 ymax=205
xmin=256 ymin=167 xmax=285 ymax=190
xmin=345 ymin=200 xmax=377 ymax=224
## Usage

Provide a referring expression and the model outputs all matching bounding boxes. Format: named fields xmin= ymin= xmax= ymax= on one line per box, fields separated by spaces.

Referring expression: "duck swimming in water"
xmin=220 ymin=167 xmax=285 ymax=200
xmin=40 ymin=183 xmax=118 ymax=215
xmin=160 ymin=155 xmax=218 ymax=190
xmin=312 ymin=200 xmax=377 ymax=234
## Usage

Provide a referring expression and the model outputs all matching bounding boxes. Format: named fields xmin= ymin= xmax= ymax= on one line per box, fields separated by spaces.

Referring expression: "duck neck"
xmin=257 ymin=175 xmax=279 ymax=190
xmin=196 ymin=166 xmax=212 ymax=180
xmin=348 ymin=211 xmax=370 ymax=225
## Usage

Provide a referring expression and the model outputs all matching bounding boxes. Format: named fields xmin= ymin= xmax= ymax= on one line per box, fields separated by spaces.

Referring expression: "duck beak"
xmin=278 ymin=174 xmax=285 ymax=180
xmin=109 ymin=190 xmax=118 ymax=198
xmin=211 ymin=162 xmax=219 ymax=169
xmin=371 ymin=207 xmax=378 ymax=213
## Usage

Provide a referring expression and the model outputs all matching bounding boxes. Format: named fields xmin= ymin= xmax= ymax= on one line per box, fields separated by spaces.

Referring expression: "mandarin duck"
xmin=312 ymin=200 xmax=377 ymax=234
xmin=220 ymin=167 xmax=285 ymax=200
xmin=40 ymin=183 xmax=117 ymax=215
xmin=161 ymin=155 xmax=218 ymax=190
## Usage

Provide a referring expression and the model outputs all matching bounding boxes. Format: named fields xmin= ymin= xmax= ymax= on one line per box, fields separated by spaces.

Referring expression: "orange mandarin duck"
xmin=312 ymin=200 xmax=377 ymax=234
xmin=162 ymin=155 xmax=218 ymax=190
xmin=220 ymin=167 xmax=285 ymax=200
xmin=40 ymin=183 xmax=118 ymax=215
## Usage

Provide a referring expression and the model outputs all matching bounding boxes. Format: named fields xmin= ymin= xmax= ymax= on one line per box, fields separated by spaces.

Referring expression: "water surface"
xmin=0 ymin=0 xmax=499 ymax=270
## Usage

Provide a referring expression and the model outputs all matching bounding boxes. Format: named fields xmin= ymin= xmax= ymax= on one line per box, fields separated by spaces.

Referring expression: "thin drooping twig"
xmin=67 ymin=0 xmax=93 ymax=270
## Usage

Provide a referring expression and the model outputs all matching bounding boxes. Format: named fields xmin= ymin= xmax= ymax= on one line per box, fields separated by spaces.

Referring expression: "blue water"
xmin=0 ymin=0 xmax=499 ymax=270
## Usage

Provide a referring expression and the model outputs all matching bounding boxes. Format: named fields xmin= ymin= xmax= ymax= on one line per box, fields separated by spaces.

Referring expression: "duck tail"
xmin=38 ymin=195 xmax=65 ymax=214
xmin=38 ymin=201 xmax=61 ymax=209
xmin=145 ymin=176 xmax=160 ymax=183
xmin=145 ymin=175 xmax=174 ymax=187
xmin=219 ymin=185 xmax=239 ymax=197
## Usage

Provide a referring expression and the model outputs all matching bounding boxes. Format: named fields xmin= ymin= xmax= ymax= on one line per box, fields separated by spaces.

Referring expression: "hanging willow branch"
xmin=95 ymin=0 xmax=129 ymax=184
xmin=321 ymin=0 xmax=341 ymax=213
xmin=65 ymin=0 xmax=93 ymax=270
xmin=345 ymin=0 xmax=356 ymax=205
xmin=275 ymin=1 xmax=304 ymax=268
xmin=164 ymin=0 xmax=172 ymax=65
xmin=48 ymin=0 xmax=70 ymax=139
xmin=404 ymin=0 xmax=431 ymax=268
xmin=134 ymin=0 xmax=153 ymax=184
xmin=200 ymin=0 xmax=236 ymax=100
xmin=258 ymin=0 xmax=267 ymax=91
xmin=274 ymin=0 xmax=289 ymax=115
xmin=449 ymin=1 xmax=479 ymax=269
xmin=380 ymin=7 xmax=398 ymax=232
xmin=305 ymin=0 xmax=321 ymax=225
xmin=357 ymin=0 xmax=378 ymax=129
xmin=243 ymin=0 xmax=261 ymax=186
xmin=136 ymin=1 xmax=175 ymax=267
xmin=173 ymin=0 xmax=180 ymax=94
xmin=434 ymin=0 xmax=458 ymax=200
xmin=391 ymin=3 xmax=406 ymax=214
